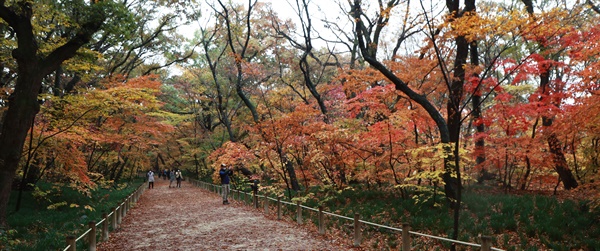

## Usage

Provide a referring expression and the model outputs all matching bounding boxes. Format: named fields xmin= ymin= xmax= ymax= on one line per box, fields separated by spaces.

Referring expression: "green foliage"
xmin=0 ymin=229 xmax=21 ymax=250
xmin=299 ymin=184 xmax=600 ymax=250
xmin=6 ymin=180 xmax=143 ymax=251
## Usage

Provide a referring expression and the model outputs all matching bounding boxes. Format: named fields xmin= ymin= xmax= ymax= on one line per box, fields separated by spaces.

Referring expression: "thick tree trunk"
xmin=546 ymin=129 xmax=579 ymax=189
xmin=539 ymin=73 xmax=578 ymax=190
xmin=446 ymin=28 xmax=468 ymax=251
xmin=0 ymin=70 xmax=44 ymax=228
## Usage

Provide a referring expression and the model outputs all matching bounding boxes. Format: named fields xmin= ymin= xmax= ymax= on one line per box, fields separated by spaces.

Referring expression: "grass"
xmin=294 ymin=184 xmax=600 ymax=250
xmin=3 ymin=178 xmax=144 ymax=251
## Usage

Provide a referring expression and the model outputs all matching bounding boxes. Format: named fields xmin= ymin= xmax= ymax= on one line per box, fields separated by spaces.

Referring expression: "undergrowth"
xmin=292 ymin=184 xmax=600 ymax=250
xmin=2 ymin=179 xmax=143 ymax=251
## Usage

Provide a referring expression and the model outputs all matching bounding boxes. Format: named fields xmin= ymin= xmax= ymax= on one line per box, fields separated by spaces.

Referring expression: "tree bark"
xmin=469 ymin=40 xmax=488 ymax=182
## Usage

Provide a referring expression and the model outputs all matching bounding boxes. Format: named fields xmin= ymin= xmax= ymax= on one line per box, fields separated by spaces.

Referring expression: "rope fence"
xmin=190 ymin=179 xmax=503 ymax=251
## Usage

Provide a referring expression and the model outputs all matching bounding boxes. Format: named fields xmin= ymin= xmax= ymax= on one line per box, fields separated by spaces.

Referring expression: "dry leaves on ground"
xmin=97 ymin=179 xmax=351 ymax=250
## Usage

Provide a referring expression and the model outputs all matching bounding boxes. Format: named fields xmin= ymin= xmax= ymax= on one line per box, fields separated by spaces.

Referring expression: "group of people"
xmin=146 ymin=168 xmax=183 ymax=189
xmin=145 ymin=163 xmax=236 ymax=206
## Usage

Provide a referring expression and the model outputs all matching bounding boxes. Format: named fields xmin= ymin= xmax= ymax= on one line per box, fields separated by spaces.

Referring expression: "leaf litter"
xmin=97 ymin=179 xmax=350 ymax=250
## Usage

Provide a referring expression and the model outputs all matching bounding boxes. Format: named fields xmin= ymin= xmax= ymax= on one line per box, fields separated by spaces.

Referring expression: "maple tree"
xmin=11 ymin=74 xmax=174 ymax=213
xmin=518 ymin=0 xmax=579 ymax=190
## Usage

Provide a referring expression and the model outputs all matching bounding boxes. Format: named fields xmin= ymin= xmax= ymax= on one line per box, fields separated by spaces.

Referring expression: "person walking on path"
xmin=169 ymin=169 xmax=175 ymax=188
xmin=219 ymin=163 xmax=233 ymax=204
xmin=175 ymin=169 xmax=183 ymax=188
xmin=147 ymin=170 xmax=155 ymax=189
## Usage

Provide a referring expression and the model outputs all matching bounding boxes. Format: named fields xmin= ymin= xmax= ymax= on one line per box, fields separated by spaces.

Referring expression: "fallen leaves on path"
xmin=97 ymin=180 xmax=350 ymax=250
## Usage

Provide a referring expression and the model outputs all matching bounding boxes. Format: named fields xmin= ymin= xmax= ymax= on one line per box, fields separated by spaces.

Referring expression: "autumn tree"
xmin=0 ymin=0 xmax=112 ymax=228
xmin=517 ymin=0 xmax=581 ymax=190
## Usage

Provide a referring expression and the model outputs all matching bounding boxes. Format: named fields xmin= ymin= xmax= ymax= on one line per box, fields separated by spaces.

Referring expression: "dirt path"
xmin=97 ymin=179 xmax=349 ymax=250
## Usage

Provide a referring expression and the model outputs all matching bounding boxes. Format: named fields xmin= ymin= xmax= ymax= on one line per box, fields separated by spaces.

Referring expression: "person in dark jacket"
xmin=175 ymin=169 xmax=183 ymax=188
xmin=219 ymin=163 xmax=233 ymax=204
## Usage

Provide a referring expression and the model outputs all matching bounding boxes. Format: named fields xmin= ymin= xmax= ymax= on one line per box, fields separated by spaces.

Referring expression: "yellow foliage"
xmin=47 ymin=202 xmax=67 ymax=210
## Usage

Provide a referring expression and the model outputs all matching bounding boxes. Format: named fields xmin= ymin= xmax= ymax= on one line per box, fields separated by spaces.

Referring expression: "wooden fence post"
xmin=353 ymin=213 xmax=361 ymax=247
xmin=254 ymin=193 xmax=259 ymax=208
xmin=402 ymin=222 xmax=410 ymax=251
xmin=66 ymin=235 xmax=76 ymax=251
xmin=88 ymin=221 xmax=97 ymax=251
xmin=480 ymin=236 xmax=492 ymax=251
xmin=124 ymin=197 xmax=129 ymax=216
xmin=277 ymin=196 xmax=282 ymax=220
xmin=296 ymin=201 xmax=303 ymax=224
xmin=117 ymin=204 xmax=123 ymax=225
xmin=121 ymin=199 xmax=127 ymax=218
xmin=102 ymin=213 xmax=109 ymax=241
xmin=264 ymin=196 xmax=269 ymax=214
xmin=318 ymin=206 xmax=325 ymax=235
xmin=111 ymin=207 xmax=117 ymax=230
xmin=129 ymin=195 xmax=132 ymax=209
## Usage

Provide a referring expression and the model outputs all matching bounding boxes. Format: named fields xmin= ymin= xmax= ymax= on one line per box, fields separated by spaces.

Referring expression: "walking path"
xmin=97 ymin=179 xmax=348 ymax=250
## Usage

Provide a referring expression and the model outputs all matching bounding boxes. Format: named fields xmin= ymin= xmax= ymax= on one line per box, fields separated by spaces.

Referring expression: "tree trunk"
xmin=284 ymin=156 xmax=300 ymax=191
xmin=470 ymin=41 xmax=488 ymax=182
xmin=446 ymin=32 xmax=468 ymax=251
xmin=0 ymin=68 xmax=44 ymax=228
xmin=539 ymin=73 xmax=578 ymax=190
xmin=547 ymin=131 xmax=578 ymax=189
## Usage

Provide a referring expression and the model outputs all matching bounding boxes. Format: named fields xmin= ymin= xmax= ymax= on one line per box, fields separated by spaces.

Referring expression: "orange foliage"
xmin=27 ymin=75 xmax=173 ymax=194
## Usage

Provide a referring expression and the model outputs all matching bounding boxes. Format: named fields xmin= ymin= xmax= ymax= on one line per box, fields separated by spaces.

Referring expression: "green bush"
xmin=6 ymin=179 xmax=143 ymax=251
